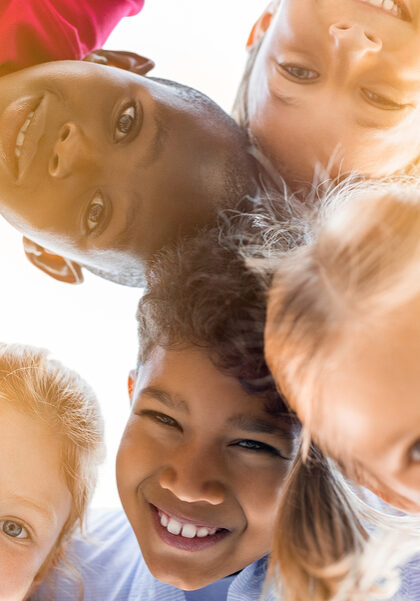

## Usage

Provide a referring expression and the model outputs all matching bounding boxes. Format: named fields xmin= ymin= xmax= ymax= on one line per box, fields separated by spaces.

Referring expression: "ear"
xmin=85 ymin=49 xmax=155 ymax=76
xmin=22 ymin=237 xmax=84 ymax=285
xmin=246 ymin=2 xmax=278 ymax=48
xmin=128 ymin=369 xmax=137 ymax=403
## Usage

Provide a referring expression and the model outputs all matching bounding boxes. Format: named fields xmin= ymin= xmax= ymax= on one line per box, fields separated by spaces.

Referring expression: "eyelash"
xmin=0 ymin=519 xmax=30 ymax=541
xmin=114 ymin=102 xmax=139 ymax=143
xmin=361 ymin=88 xmax=407 ymax=111
xmin=278 ymin=63 xmax=320 ymax=82
xmin=232 ymin=439 xmax=287 ymax=458
xmin=85 ymin=192 xmax=106 ymax=234
xmin=279 ymin=64 xmax=407 ymax=112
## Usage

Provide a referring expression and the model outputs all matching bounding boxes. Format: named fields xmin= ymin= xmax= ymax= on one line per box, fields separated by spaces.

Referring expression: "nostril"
xmin=365 ymin=31 xmax=378 ymax=43
xmin=49 ymin=154 xmax=59 ymax=175
xmin=335 ymin=23 xmax=351 ymax=31
xmin=60 ymin=125 xmax=71 ymax=142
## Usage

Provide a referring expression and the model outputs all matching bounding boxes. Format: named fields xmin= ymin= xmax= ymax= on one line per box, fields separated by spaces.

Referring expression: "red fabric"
xmin=0 ymin=0 xmax=144 ymax=75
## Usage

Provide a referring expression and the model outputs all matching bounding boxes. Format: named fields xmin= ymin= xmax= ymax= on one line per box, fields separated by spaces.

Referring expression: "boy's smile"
xmin=117 ymin=346 xmax=296 ymax=590
xmin=0 ymin=61 xmax=253 ymax=283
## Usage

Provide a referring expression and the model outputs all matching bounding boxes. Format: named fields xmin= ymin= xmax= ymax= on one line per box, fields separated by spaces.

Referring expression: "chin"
xmin=147 ymin=561 xmax=211 ymax=591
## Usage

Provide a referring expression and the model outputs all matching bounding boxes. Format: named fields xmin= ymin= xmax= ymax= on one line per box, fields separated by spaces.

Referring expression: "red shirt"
xmin=0 ymin=0 xmax=144 ymax=75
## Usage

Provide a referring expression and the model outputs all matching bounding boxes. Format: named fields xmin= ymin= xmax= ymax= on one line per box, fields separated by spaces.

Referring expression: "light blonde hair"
xmin=0 ymin=343 xmax=104 ymax=594
xmin=264 ymin=179 xmax=420 ymax=601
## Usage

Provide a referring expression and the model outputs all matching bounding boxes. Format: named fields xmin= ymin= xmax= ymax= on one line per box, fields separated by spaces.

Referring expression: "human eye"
xmin=85 ymin=192 xmax=106 ymax=234
xmin=409 ymin=440 xmax=420 ymax=462
xmin=137 ymin=409 xmax=180 ymax=430
xmin=233 ymin=439 xmax=287 ymax=458
xmin=114 ymin=102 xmax=139 ymax=142
xmin=361 ymin=88 xmax=407 ymax=111
xmin=278 ymin=63 xmax=319 ymax=82
xmin=1 ymin=519 xmax=30 ymax=540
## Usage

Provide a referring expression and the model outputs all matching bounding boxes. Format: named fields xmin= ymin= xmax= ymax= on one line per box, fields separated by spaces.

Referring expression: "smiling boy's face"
xmin=117 ymin=346 xmax=296 ymax=590
xmin=0 ymin=61 xmax=252 ymax=283
xmin=0 ymin=403 xmax=71 ymax=601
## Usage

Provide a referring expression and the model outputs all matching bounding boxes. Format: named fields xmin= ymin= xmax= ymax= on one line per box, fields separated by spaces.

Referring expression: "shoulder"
xmin=34 ymin=508 xmax=150 ymax=601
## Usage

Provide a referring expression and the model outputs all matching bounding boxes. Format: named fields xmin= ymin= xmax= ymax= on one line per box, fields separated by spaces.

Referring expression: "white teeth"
xmin=159 ymin=513 xmax=169 ymax=528
xmin=14 ymin=111 xmax=35 ymax=159
xmin=181 ymin=524 xmax=197 ymax=538
xmin=383 ymin=0 xmax=395 ymax=8
xmin=167 ymin=518 xmax=182 ymax=535
xmin=158 ymin=510 xmax=219 ymax=538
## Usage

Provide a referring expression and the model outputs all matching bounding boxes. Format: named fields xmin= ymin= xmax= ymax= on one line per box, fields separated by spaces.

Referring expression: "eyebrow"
xmin=140 ymin=386 xmax=189 ymax=413
xmin=227 ymin=414 xmax=295 ymax=439
xmin=7 ymin=494 xmax=57 ymax=525
xmin=355 ymin=116 xmax=397 ymax=130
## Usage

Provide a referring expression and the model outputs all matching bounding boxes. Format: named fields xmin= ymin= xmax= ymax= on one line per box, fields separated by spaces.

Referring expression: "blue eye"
xmin=1 ymin=519 xmax=29 ymax=539
xmin=279 ymin=63 xmax=319 ymax=82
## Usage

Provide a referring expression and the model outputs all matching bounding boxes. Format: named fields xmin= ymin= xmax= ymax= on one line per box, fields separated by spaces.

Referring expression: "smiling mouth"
xmin=150 ymin=504 xmax=231 ymax=552
xmin=359 ymin=0 xmax=410 ymax=20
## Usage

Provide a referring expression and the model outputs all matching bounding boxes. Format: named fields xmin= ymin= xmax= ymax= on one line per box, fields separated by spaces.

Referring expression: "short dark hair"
xmin=136 ymin=209 xmax=299 ymax=420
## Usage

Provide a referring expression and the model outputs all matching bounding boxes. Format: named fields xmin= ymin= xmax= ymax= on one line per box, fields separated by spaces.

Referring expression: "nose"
xmin=48 ymin=123 xmax=85 ymax=178
xmin=159 ymin=443 xmax=226 ymax=505
xmin=329 ymin=23 xmax=382 ymax=69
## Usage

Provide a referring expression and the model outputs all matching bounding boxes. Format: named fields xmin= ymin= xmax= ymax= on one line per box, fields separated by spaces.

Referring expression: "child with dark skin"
xmin=33 ymin=224 xmax=300 ymax=600
xmin=0 ymin=58 xmax=258 ymax=287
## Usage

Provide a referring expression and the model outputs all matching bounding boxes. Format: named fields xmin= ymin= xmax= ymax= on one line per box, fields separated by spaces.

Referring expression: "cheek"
xmin=0 ymin=542 xmax=42 ymax=601
xmin=238 ymin=461 xmax=290 ymax=535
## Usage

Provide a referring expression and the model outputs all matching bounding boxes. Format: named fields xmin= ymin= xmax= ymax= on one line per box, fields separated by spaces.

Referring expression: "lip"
xmin=357 ymin=0 xmax=411 ymax=21
xmin=0 ymin=94 xmax=47 ymax=182
xmin=150 ymin=504 xmax=231 ymax=552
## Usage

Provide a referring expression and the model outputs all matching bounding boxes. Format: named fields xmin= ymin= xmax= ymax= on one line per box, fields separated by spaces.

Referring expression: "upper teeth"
xmin=158 ymin=510 xmax=218 ymax=538
xmin=362 ymin=0 xmax=402 ymax=17
xmin=15 ymin=111 xmax=34 ymax=158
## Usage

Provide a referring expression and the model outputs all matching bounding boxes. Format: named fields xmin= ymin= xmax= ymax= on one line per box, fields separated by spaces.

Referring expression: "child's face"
xmin=274 ymin=311 xmax=420 ymax=514
xmin=0 ymin=403 xmax=71 ymax=600
xmin=247 ymin=0 xmax=420 ymax=185
xmin=117 ymin=346 xmax=296 ymax=590
xmin=0 ymin=61 xmax=250 ymax=282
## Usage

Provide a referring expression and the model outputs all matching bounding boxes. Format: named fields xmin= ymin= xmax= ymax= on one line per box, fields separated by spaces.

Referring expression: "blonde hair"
xmin=0 ymin=343 xmax=104 ymax=591
xmin=264 ymin=179 xmax=420 ymax=601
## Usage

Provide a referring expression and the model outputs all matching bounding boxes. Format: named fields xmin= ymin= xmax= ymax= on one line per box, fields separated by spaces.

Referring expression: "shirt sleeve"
xmin=0 ymin=0 xmax=144 ymax=75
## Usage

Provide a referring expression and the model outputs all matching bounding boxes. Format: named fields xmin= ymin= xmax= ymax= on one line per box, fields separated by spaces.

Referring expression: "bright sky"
xmin=0 ymin=0 xmax=267 ymax=507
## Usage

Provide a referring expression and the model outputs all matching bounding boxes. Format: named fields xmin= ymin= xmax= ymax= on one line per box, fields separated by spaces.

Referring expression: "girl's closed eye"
xmin=1 ymin=519 xmax=30 ymax=540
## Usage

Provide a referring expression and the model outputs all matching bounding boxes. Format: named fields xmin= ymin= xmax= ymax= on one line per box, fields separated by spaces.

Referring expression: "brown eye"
xmin=115 ymin=105 xmax=136 ymax=141
xmin=86 ymin=194 xmax=105 ymax=232
xmin=279 ymin=63 xmax=319 ymax=81
xmin=362 ymin=88 xmax=407 ymax=111
xmin=409 ymin=440 xmax=420 ymax=462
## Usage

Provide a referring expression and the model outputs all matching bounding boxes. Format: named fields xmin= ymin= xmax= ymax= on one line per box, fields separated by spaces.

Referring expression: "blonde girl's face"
xmin=247 ymin=0 xmax=420 ymax=185
xmin=0 ymin=403 xmax=72 ymax=600
xmin=291 ymin=312 xmax=420 ymax=514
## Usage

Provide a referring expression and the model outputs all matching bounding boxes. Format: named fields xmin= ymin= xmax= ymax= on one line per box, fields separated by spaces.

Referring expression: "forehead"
xmin=136 ymin=346 xmax=276 ymax=420
xmin=316 ymin=319 xmax=420 ymax=460
xmin=0 ymin=403 xmax=69 ymax=515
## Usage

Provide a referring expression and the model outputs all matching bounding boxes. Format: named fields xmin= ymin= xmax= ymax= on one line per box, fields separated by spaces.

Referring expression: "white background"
xmin=0 ymin=0 xmax=267 ymax=507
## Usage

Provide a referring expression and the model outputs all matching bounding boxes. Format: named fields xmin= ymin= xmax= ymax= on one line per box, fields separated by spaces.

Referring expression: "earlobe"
xmin=246 ymin=6 xmax=276 ymax=48
xmin=22 ymin=237 xmax=84 ymax=284
xmin=85 ymin=49 xmax=155 ymax=76
xmin=128 ymin=369 xmax=137 ymax=403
